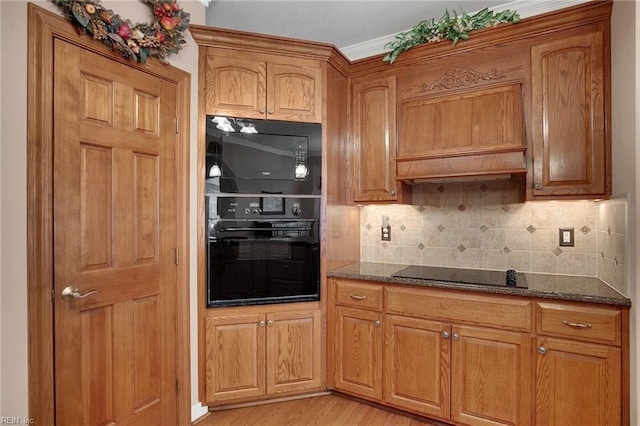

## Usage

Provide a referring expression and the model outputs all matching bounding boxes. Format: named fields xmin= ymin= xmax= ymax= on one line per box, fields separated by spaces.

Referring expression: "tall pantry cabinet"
xmin=191 ymin=25 xmax=356 ymax=407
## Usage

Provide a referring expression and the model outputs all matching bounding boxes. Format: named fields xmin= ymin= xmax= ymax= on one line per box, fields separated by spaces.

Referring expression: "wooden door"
xmin=267 ymin=60 xmax=322 ymax=123
xmin=334 ymin=307 xmax=383 ymax=400
xmin=383 ymin=315 xmax=451 ymax=419
xmin=53 ymin=39 xmax=179 ymax=425
xmin=351 ymin=76 xmax=400 ymax=203
xmin=530 ymin=29 xmax=609 ymax=198
xmin=451 ymin=326 xmax=532 ymax=426
xmin=205 ymin=53 xmax=267 ymax=119
xmin=205 ymin=314 xmax=266 ymax=403
xmin=535 ymin=338 xmax=621 ymax=425
xmin=266 ymin=309 xmax=322 ymax=394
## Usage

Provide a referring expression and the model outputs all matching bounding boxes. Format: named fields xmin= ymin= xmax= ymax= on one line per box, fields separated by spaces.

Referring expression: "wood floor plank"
xmin=199 ymin=395 xmax=447 ymax=426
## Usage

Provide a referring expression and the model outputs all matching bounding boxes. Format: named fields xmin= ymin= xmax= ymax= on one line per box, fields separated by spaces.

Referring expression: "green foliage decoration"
xmin=51 ymin=0 xmax=190 ymax=64
xmin=383 ymin=8 xmax=520 ymax=64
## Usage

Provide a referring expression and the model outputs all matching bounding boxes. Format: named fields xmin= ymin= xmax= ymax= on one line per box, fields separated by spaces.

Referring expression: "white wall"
xmin=0 ymin=0 xmax=205 ymax=419
xmin=0 ymin=0 xmax=4 ymax=415
xmin=611 ymin=0 xmax=638 ymax=422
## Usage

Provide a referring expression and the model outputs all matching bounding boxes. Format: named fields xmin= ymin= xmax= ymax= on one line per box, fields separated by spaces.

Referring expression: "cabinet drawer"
xmin=536 ymin=302 xmax=622 ymax=345
xmin=334 ymin=279 xmax=383 ymax=311
xmin=386 ymin=287 xmax=532 ymax=332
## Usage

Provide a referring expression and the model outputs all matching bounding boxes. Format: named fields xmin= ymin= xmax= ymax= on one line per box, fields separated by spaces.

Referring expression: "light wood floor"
xmin=196 ymin=394 xmax=448 ymax=426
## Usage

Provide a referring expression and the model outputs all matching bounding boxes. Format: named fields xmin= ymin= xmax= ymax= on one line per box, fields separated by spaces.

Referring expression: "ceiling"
xmin=203 ymin=0 xmax=589 ymax=60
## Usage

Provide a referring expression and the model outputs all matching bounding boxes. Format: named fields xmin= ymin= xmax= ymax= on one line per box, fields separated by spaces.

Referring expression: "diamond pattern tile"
xmin=382 ymin=242 xmax=388 ymax=249
xmin=479 ymin=225 xmax=488 ymax=232
xmin=365 ymin=223 xmax=372 ymax=231
xmin=503 ymin=247 xmax=511 ymax=254
xmin=437 ymin=224 xmax=445 ymax=232
xmin=479 ymin=184 xmax=489 ymax=192
xmin=553 ymin=247 xmax=563 ymax=256
xmin=607 ymin=226 xmax=612 ymax=236
xmin=400 ymin=225 xmax=406 ymax=231
xmin=418 ymin=243 xmax=425 ymax=250
xmin=580 ymin=225 xmax=591 ymax=234
xmin=437 ymin=186 xmax=445 ymax=193
xmin=457 ymin=245 xmax=466 ymax=252
xmin=502 ymin=205 xmax=511 ymax=212
xmin=527 ymin=225 xmax=536 ymax=234
xmin=458 ymin=204 xmax=466 ymax=212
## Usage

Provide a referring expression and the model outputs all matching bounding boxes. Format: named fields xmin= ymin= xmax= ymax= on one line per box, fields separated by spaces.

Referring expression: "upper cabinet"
xmin=351 ymin=75 xmax=409 ymax=203
xmin=530 ymin=27 xmax=610 ymax=199
xmin=204 ymin=48 xmax=323 ymax=123
xmin=347 ymin=1 xmax=611 ymax=201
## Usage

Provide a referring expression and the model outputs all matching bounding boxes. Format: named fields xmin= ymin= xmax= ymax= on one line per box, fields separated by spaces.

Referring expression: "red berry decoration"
xmin=117 ymin=23 xmax=132 ymax=39
xmin=156 ymin=32 xmax=166 ymax=43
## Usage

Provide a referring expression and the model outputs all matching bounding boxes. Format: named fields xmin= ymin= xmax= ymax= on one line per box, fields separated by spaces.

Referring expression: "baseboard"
xmin=191 ymin=402 xmax=209 ymax=424
xmin=209 ymin=390 xmax=332 ymax=412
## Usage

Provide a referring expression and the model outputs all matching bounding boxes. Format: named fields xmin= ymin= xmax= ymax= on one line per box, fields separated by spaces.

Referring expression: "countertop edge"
xmin=327 ymin=269 xmax=632 ymax=308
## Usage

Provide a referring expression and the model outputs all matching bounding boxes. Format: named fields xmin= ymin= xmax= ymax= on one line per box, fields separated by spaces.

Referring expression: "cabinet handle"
xmin=389 ymin=190 xmax=396 ymax=196
xmin=534 ymin=183 xmax=543 ymax=190
xmin=374 ymin=320 xmax=381 ymax=327
xmin=267 ymin=320 xmax=273 ymax=326
xmin=452 ymin=333 xmax=460 ymax=340
xmin=349 ymin=295 xmax=367 ymax=300
xmin=538 ymin=346 xmax=547 ymax=354
xmin=562 ymin=320 xmax=592 ymax=329
xmin=442 ymin=331 xmax=450 ymax=339
xmin=259 ymin=320 xmax=265 ymax=327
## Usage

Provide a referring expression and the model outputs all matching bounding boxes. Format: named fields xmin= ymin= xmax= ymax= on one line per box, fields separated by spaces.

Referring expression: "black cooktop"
xmin=392 ymin=265 xmax=528 ymax=289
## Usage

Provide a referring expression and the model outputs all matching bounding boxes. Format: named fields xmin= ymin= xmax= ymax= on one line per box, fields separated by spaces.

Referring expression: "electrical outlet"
xmin=559 ymin=228 xmax=574 ymax=247
xmin=381 ymin=226 xmax=391 ymax=241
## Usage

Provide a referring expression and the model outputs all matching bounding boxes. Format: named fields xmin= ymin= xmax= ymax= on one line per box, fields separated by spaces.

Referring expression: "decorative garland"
xmin=51 ymin=0 xmax=190 ymax=64
xmin=383 ymin=8 xmax=520 ymax=64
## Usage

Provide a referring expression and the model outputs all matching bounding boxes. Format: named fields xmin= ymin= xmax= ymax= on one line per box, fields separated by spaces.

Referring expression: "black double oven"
xmin=205 ymin=116 xmax=321 ymax=307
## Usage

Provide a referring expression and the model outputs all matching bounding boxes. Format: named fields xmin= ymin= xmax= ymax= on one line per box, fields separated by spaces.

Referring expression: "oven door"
xmin=207 ymin=221 xmax=320 ymax=307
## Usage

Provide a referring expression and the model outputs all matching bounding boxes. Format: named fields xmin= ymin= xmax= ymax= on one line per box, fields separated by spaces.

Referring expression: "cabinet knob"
xmin=259 ymin=320 xmax=265 ymax=327
xmin=389 ymin=190 xmax=396 ymax=196
xmin=452 ymin=333 xmax=460 ymax=341
xmin=374 ymin=320 xmax=381 ymax=327
xmin=267 ymin=320 xmax=273 ymax=326
xmin=534 ymin=183 xmax=543 ymax=190
xmin=442 ymin=331 xmax=450 ymax=339
xmin=267 ymin=107 xmax=274 ymax=114
xmin=538 ymin=346 xmax=547 ymax=354
xmin=259 ymin=107 xmax=265 ymax=114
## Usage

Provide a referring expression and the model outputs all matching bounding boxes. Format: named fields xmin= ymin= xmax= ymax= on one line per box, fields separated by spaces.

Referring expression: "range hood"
xmin=395 ymin=83 xmax=527 ymax=183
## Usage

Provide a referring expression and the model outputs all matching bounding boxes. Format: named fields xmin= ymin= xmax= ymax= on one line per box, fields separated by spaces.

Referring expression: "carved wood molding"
xmin=418 ymin=67 xmax=507 ymax=92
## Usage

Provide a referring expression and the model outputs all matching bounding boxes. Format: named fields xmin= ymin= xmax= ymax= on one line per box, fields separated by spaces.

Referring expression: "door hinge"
xmin=174 ymin=248 xmax=179 ymax=265
xmin=176 ymin=378 xmax=180 ymax=394
xmin=175 ymin=116 xmax=180 ymax=134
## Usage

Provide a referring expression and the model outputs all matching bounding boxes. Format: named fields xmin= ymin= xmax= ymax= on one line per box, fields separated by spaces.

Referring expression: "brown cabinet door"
xmin=334 ymin=307 xmax=383 ymax=400
xmin=205 ymin=53 xmax=267 ymax=119
xmin=205 ymin=314 xmax=266 ymax=403
xmin=451 ymin=326 xmax=533 ymax=426
xmin=268 ymin=61 xmax=322 ymax=123
xmin=266 ymin=309 xmax=322 ymax=394
xmin=384 ymin=315 xmax=451 ymax=419
xmin=530 ymin=29 xmax=609 ymax=198
xmin=535 ymin=338 xmax=621 ymax=426
xmin=352 ymin=76 xmax=400 ymax=203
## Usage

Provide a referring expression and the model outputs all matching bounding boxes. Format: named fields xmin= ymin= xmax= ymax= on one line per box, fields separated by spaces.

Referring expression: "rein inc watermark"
xmin=0 ymin=418 xmax=35 ymax=425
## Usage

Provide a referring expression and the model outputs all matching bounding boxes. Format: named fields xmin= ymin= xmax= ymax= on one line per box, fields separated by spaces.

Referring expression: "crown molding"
xmin=340 ymin=0 xmax=592 ymax=61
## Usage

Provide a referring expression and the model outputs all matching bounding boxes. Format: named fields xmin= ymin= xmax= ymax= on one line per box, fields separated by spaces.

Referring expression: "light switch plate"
xmin=381 ymin=226 xmax=391 ymax=241
xmin=559 ymin=228 xmax=574 ymax=247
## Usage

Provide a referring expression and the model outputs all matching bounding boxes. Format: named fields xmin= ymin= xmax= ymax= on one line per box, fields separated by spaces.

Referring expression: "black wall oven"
xmin=206 ymin=196 xmax=320 ymax=307
xmin=204 ymin=116 xmax=322 ymax=308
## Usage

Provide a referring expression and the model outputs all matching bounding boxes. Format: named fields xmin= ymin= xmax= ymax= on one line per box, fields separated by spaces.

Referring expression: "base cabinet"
xmin=329 ymin=278 xmax=628 ymax=426
xmin=205 ymin=309 xmax=321 ymax=404
xmin=383 ymin=316 xmax=532 ymax=425
xmin=334 ymin=306 xmax=383 ymax=400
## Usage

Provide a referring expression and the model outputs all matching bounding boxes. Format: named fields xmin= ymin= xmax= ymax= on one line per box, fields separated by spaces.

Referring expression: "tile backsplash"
xmin=360 ymin=181 xmax=628 ymax=294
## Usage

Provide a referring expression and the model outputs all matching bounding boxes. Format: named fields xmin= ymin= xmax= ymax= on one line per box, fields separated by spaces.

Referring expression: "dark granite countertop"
xmin=327 ymin=262 xmax=631 ymax=307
